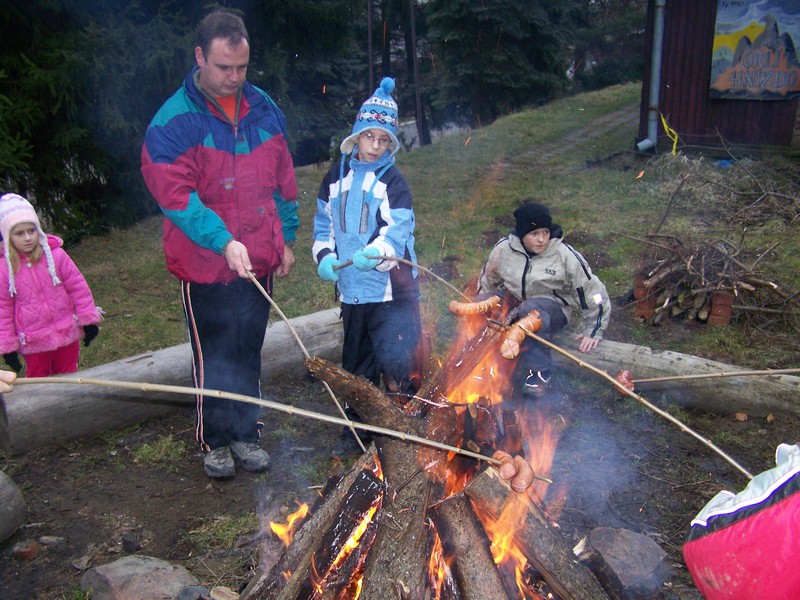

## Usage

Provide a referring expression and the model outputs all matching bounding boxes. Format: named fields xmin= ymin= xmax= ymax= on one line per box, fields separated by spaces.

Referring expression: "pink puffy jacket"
xmin=0 ymin=235 xmax=102 ymax=355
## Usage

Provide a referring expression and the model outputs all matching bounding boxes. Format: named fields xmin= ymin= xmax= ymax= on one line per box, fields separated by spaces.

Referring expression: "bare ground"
xmin=2 ymin=305 xmax=798 ymax=599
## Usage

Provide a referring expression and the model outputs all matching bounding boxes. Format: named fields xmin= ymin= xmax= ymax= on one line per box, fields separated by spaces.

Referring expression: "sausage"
xmin=614 ymin=370 xmax=636 ymax=395
xmin=499 ymin=310 xmax=542 ymax=359
xmin=492 ymin=450 xmax=535 ymax=493
xmin=448 ymin=295 xmax=501 ymax=316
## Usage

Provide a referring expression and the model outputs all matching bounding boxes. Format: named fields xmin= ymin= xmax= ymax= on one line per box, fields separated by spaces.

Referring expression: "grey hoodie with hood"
xmin=477 ymin=230 xmax=611 ymax=340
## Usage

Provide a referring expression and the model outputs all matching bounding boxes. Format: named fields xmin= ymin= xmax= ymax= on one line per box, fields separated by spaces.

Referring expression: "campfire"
xmin=241 ymin=297 xmax=615 ymax=600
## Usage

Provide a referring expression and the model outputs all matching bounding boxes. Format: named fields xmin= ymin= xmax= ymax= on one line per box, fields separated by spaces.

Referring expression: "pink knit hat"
xmin=0 ymin=193 xmax=60 ymax=296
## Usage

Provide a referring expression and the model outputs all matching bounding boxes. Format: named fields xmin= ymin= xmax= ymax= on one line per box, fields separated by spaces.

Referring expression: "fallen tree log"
xmin=0 ymin=469 xmax=25 ymax=544
xmin=0 ymin=308 xmax=343 ymax=455
xmin=552 ymin=332 xmax=800 ymax=417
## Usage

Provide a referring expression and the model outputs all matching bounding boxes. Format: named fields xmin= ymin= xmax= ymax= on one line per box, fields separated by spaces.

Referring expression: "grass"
xmin=187 ymin=513 xmax=260 ymax=551
xmin=131 ymin=435 xmax=187 ymax=470
xmin=60 ymin=81 xmax=798 ymax=372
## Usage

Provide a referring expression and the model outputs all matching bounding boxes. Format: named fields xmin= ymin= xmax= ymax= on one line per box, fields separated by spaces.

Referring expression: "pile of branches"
xmin=647 ymin=152 xmax=800 ymax=227
xmin=632 ymin=232 xmax=800 ymax=333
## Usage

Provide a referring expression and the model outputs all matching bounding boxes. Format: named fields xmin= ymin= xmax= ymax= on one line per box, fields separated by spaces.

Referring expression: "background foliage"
xmin=0 ymin=0 xmax=646 ymax=239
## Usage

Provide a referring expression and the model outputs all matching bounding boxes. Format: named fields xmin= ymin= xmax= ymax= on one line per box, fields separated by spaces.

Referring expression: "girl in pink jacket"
xmin=0 ymin=193 xmax=102 ymax=377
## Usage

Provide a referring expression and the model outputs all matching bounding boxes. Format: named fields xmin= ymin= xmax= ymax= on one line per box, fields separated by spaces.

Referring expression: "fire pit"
xmin=240 ymin=299 xmax=660 ymax=599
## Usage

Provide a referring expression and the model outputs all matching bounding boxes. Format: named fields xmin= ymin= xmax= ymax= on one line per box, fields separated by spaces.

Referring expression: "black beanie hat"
xmin=514 ymin=202 xmax=553 ymax=237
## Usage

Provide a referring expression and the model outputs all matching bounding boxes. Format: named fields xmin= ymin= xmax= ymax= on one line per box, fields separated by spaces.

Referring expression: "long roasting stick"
xmin=634 ymin=368 xmax=800 ymax=384
xmin=246 ymin=272 xmax=366 ymax=453
xmin=13 ymin=376 xmax=503 ymax=467
xmin=333 ymin=256 xmax=471 ymax=301
xmin=520 ymin=326 xmax=754 ymax=480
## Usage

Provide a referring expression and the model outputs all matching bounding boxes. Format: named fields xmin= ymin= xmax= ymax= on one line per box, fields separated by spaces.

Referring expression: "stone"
xmin=80 ymin=555 xmax=200 ymax=599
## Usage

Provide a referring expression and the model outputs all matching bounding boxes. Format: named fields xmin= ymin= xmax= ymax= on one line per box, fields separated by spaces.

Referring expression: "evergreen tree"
xmin=569 ymin=0 xmax=647 ymax=91
xmin=426 ymin=0 xmax=573 ymax=126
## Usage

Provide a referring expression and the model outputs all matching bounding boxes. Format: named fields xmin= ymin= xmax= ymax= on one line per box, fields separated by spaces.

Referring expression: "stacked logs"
xmin=631 ymin=234 xmax=799 ymax=331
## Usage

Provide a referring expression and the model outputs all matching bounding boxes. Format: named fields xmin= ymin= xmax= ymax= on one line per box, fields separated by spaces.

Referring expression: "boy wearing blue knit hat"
xmin=313 ymin=78 xmax=423 ymax=456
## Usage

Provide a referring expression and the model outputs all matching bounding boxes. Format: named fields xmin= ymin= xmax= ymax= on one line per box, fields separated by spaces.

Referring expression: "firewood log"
xmin=240 ymin=449 xmax=379 ymax=600
xmin=465 ymin=467 xmax=610 ymax=600
xmin=430 ymin=493 xmax=514 ymax=600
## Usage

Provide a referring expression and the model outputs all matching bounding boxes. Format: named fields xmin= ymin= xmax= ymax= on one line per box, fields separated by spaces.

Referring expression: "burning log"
xmin=275 ymin=468 xmax=384 ymax=600
xmin=301 ymin=357 xmax=449 ymax=599
xmin=241 ymin=450 xmax=377 ymax=599
xmin=430 ymin=493 xmax=514 ymax=600
xmin=465 ymin=467 xmax=610 ymax=600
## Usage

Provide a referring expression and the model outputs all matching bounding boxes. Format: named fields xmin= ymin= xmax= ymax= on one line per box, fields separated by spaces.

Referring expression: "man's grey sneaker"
xmin=230 ymin=441 xmax=271 ymax=472
xmin=523 ymin=370 xmax=551 ymax=398
xmin=204 ymin=446 xmax=235 ymax=478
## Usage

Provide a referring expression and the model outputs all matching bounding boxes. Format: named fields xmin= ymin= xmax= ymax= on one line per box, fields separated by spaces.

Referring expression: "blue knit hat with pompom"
xmin=340 ymin=77 xmax=399 ymax=155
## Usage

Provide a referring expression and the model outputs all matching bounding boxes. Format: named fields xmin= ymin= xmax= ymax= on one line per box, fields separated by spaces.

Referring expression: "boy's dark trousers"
xmin=182 ymin=276 xmax=271 ymax=451
xmin=515 ymin=297 xmax=568 ymax=379
xmin=341 ymin=298 xmax=422 ymax=399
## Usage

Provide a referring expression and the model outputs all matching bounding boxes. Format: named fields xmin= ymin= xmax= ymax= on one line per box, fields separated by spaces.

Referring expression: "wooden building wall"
xmin=638 ymin=0 xmax=799 ymax=151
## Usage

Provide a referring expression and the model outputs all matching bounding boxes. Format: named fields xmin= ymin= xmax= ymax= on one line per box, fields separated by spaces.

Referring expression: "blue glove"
xmin=317 ymin=254 xmax=340 ymax=282
xmin=353 ymin=246 xmax=381 ymax=271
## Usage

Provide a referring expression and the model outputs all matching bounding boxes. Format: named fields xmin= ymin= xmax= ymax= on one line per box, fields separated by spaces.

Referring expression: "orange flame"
xmin=437 ymin=305 xmax=565 ymax=598
xmin=309 ymin=498 xmax=381 ymax=599
xmin=269 ymin=502 xmax=310 ymax=547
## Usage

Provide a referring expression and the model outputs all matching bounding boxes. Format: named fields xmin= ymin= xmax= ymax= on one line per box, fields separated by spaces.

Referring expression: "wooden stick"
xmin=13 ymin=377 xmax=502 ymax=467
xmin=635 ymin=368 xmax=800 ymax=384
xmin=333 ymin=256 xmax=471 ymax=301
xmin=519 ymin=327 xmax=754 ymax=480
xmin=247 ymin=272 xmax=366 ymax=453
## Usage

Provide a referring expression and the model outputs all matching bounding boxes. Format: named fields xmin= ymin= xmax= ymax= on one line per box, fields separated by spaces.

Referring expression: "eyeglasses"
xmin=361 ymin=131 xmax=392 ymax=148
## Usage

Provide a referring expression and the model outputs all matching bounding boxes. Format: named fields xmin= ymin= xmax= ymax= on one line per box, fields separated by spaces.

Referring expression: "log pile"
xmin=630 ymin=233 xmax=800 ymax=332
xmin=240 ymin=309 xmax=615 ymax=600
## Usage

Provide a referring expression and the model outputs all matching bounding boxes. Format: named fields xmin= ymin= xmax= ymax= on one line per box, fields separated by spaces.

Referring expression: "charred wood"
xmin=287 ymin=469 xmax=384 ymax=600
xmin=465 ymin=467 xmax=610 ymax=600
xmin=240 ymin=450 xmax=378 ymax=600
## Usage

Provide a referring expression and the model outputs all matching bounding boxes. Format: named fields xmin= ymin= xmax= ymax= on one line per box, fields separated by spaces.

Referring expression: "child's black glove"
xmin=83 ymin=325 xmax=99 ymax=347
xmin=3 ymin=352 xmax=22 ymax=374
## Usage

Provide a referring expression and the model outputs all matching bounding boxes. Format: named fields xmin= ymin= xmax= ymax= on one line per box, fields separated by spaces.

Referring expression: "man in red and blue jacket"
xmin=142 ymin=9 xmax=298 ymax=479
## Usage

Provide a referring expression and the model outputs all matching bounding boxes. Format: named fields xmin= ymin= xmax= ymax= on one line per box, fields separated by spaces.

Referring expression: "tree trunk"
xmin=0 ymin=309 xmax=343 ymax=455
xmin=552 ymin=332 xmax=800 ymax=416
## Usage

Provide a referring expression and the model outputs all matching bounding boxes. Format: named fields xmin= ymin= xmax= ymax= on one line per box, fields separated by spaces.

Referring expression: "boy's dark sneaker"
xmin=523 ymin=370 xmax=551 ymax=398
xmin=204 ymin=446 xmax=235 ymax=478
xmin=229 ymin=441 xmax=271 ymax=472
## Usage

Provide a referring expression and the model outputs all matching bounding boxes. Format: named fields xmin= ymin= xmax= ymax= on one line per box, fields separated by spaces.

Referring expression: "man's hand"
xmin=223 ymin=240 xmax=253 ymax=279
xmin=575 ymin=333 xmax=600 ymax=353
xmin=275 ymin=244 xmax=295 ymax=278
